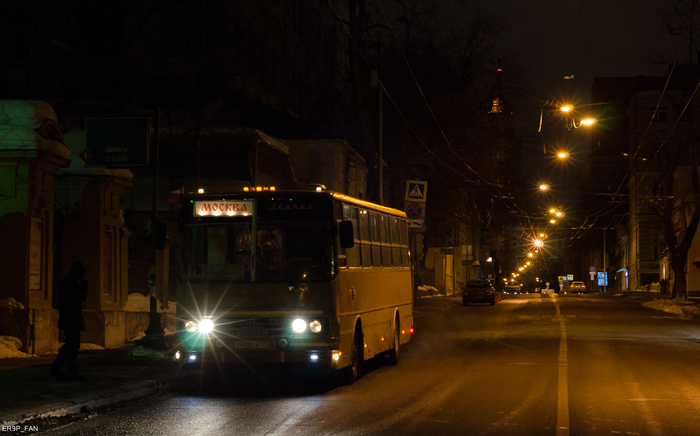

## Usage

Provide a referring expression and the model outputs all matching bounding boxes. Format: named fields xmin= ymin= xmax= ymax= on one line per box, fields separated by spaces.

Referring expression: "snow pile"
xmin=123 ymin=293 xmax=176 ymax=313
xmin=0 ymin=298 xmax=25 ymax=310
xmin=642 ymin=298 xmax=700 ymax=318
xmin=79 ymin=343 xmax=105 ymax=351
xmin=0 ymin=336 xmax=33 ymax=358
xmin=418 ymin=285 xmax=440 ymax=297
xmin=128 ymin=327 xmax=177 ymax=342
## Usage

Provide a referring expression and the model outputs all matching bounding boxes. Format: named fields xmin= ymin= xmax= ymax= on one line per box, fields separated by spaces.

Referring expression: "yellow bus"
xmin=175 ymin=186 xmax=413 ymax=384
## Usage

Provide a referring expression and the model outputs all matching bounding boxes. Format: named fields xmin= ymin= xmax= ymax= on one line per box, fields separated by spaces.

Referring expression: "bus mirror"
xmin=339 ymin=221 xmax=354 ymax=248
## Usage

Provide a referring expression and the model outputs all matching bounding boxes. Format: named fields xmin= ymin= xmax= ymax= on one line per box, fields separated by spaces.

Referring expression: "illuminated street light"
xmin=557 ymin=152 xmax=568 ymax=158
xmin=560 ymin=105 xmax=572 ymax=112
xmin=540 ymin=184 xmax=548 ymax=190
xmin=550 ymin=219 xmax=556 ymax=224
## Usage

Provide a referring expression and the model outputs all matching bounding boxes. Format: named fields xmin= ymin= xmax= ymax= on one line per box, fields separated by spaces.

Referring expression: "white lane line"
xmin=555 ymin=302 xmax=570 ymax=436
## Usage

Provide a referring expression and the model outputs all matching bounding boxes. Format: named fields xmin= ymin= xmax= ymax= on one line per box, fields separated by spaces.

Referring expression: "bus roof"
xmin=330 ymin=192 xmax=407 ymax=217
xmin=185 ymin=189 xmax=407 ymax=218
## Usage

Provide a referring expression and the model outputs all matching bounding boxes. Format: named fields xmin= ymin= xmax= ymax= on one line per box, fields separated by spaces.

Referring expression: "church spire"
xmin=489 ymin=59 xmax=505 ymax=115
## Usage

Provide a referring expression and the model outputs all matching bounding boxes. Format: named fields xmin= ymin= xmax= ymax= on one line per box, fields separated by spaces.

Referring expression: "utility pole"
xmin=137 ymin=109 xmax=167 ymax=350
xmin=603 ymin=228 xmax=607 ymax=293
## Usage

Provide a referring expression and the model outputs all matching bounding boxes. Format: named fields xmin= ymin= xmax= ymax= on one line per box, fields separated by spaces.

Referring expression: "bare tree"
xmin=660 ymin=0 xmax=700 ymax=64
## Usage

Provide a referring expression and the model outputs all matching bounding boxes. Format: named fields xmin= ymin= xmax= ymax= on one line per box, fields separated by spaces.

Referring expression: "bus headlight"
xmin=309 ymin=320 xmax=322 ymax=333
xmin=292 ymin=318 xmax=307 ymax=333
xmin=184 ymin=321 xmax=197 ymax=333
xmin=200 ymin=319 xmax=215 ymax=333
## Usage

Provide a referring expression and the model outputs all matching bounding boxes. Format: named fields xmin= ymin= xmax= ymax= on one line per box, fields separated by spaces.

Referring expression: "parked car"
xmin=568 ymin=281 xmax=586 ymax=294
xmin=462 ymin=280 xmax=497 ymax=306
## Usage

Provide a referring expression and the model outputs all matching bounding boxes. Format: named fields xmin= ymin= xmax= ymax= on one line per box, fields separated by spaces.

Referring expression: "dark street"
xmin=35 ymin=294 xmax=700 ymax=436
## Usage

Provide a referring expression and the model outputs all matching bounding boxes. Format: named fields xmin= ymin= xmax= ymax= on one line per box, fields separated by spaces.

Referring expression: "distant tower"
xmin=485 ymin=60 xmax=520 ymax=196
xmin=488 ymin=59 xmax=506 ymax=115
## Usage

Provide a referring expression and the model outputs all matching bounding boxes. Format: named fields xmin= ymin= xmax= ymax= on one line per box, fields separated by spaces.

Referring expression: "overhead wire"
xmin=326 ymin=0 xmax=533 ymax=220
xmin=559 ymin=60 xmax=691 ymax=254
xmin=371 ymin=1 xmax=533 ymax=218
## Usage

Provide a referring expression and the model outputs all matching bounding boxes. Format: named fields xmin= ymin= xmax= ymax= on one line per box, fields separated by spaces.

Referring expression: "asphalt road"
xmin=40 ymin=294 xmax=700 ymax=436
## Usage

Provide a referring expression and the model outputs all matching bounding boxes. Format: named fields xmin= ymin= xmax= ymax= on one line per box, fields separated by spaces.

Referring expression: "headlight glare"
xmin=309 ymin=320 xmax=322 ymax=333
xmin=200 ymin=318 xmax=215 ymax=333
xmin=184 ymin=321 xmax=197 ymax=333
xmin=292 ymin=318 xmax=307 ymax=333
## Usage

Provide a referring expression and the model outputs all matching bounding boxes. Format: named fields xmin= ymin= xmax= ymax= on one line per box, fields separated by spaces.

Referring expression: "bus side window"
xmin=370 ymin=212 xmax=381 ymax=267
xmin=343 ymin=205 xmax=361 ymax=267
xmin=380 ymin=214 xmax=392 ymax=266
xmin=390 ymin=217 xmax=401 ymax=267
xmin=399 ymin=219 xmax=409 ymax=267
xmin=359 ymin=209 xmax=371 ymax=267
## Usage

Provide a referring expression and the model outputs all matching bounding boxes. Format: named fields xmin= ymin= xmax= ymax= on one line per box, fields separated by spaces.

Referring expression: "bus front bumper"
xmin=175 ymin=339 xmax=341 ymax=367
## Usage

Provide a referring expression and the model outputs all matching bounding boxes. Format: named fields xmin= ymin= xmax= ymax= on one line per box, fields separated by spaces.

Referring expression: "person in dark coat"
xmin=51 ymin=261 xmax=88 ymax=380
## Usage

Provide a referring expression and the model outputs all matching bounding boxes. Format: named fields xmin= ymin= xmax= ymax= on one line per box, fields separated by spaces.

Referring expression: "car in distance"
xmin=462 ymin=280 xmax=496 ymax=306
xmin=568 ymin=281 xmax=586 ymax=294
xmin=504 ymin=281 xmax=521 ymax=294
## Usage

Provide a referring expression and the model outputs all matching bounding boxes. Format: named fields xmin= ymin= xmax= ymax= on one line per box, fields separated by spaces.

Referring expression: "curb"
xmin=0 ymin=375 xmax=189 ymax=427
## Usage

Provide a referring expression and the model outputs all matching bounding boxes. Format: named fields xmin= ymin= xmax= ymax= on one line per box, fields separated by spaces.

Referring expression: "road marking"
xmin=555 ymin=302 xmax=570 ymax=436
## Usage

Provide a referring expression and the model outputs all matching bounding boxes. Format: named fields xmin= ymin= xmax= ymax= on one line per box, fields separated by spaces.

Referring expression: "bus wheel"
xmin=386 ymin=318 xmax=400 ymax=365
xmin=342 ymin=330 xmax=362 ymax=385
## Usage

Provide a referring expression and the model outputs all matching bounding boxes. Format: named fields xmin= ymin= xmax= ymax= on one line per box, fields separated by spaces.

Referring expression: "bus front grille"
xmin=223 ymin=317 xmax=286 ymax=336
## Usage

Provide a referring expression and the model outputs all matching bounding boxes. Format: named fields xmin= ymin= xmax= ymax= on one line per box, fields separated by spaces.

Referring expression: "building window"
xmin=650 ymin=107 xmax=667 ymax=122
xmin=651 ymin=235 xmax=660 ymax=261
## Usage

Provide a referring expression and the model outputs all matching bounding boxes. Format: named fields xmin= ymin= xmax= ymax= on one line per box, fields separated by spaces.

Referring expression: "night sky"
xmin=474 ymin=0 xmax=679 ymax=191
xmin=481 ymin=0 xmax=673 ymax=102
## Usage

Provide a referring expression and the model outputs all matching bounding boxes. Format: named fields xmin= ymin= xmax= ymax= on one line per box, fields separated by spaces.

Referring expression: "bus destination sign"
xmin=194 ymin=200 xmax=253 ymax=217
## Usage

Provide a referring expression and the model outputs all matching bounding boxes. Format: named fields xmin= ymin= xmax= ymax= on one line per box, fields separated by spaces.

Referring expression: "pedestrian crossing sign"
xmin=405 ymin=180 xmax=427 ymax=202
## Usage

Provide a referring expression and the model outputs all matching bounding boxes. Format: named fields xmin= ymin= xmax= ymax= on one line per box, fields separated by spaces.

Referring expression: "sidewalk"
xmin=0 ymin=344 xmax=189 ymax=428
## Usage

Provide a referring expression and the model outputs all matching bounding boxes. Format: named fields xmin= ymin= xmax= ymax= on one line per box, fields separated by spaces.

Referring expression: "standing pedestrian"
xmin=51 ymin=261 xmax=88 ymax=380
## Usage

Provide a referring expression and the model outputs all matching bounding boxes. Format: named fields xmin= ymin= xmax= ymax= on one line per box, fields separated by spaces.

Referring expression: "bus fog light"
xmin=278 ymin=338 xmax=288 ymax=348
xmin=175 ymin=351 xmax=181 ymax=360
xmin=292 ymin=318 xmax=307 ymax=333
xmin=310 ymin=354 xmax=318 ymax=361
xmin=189 ymin=354 xmax=197 ymax=361
xmin=309 ymin=320 xmax=322 ymax=333
xmin=185 ymin=321 xmax=197 ymax=333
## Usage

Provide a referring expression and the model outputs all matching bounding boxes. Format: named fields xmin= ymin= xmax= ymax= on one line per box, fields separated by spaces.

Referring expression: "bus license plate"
xmin=235 ymin=341 xmax=270 ymax=349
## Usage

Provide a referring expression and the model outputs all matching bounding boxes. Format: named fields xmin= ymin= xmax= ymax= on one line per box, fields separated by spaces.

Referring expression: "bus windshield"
xmin=182 ymin=220 xmax=335 ymax=283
